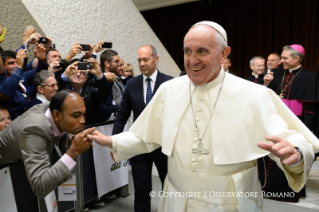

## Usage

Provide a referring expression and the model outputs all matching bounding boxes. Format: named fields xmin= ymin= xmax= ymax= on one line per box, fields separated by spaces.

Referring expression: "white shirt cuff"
xmin=61 ymin=154 xmax=77 ymax=171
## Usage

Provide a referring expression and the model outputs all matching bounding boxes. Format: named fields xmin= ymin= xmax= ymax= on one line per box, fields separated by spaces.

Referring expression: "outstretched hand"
xmin=87 ymin=130 xmax=113 ymax=148
xmin=258 ymin=135 xmax=301 ymax=165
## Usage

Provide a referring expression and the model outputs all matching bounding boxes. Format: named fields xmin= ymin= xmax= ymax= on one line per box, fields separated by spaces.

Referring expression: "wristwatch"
xmin=295 ymin=147 xmax=304 ymax=162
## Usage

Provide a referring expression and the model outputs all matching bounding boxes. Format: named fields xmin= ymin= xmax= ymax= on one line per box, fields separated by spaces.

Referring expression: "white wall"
xmin=15 ymin=0 xmax=181 ymax=77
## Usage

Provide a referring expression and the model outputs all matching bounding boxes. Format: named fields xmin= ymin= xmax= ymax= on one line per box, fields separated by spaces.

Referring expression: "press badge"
xmin=58 ymin=175 xmax=77 ymax=201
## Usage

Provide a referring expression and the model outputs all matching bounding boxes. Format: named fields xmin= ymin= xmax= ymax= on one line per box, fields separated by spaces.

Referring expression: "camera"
xmin=38 ymin=37 xmax=48 ymax=44
xmin=101 ymin=42 xmax=112 ymax=49
xmin=80 ymin=44 xmax=90 ymax=51
xmin=78 ymin=62 xmax=93 ymax=70
xmin=54 ymin=61 xmax=69 ymax=69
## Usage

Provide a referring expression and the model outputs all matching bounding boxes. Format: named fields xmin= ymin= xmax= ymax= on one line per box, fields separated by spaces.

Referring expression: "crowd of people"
xmin=0 ymin=20 xmax=319 ymax=212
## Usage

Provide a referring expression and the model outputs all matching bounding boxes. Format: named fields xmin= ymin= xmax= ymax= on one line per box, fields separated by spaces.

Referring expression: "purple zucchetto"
xmin=290 ymin=44 xmax=305 ymax=55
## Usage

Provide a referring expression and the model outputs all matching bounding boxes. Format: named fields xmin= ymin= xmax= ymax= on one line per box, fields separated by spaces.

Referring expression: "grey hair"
xmin=33 ymin=70 xmax=55 ymax=87
xmin=215 ymin=32 xmax=227 ymax=51
xmin=250 ymin=56 xmax=265 ymax=66
xmin=283 ymin=46 xmax=304 ymax=62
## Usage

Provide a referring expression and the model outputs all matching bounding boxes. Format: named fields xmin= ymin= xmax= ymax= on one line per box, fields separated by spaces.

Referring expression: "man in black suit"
xmin=263 ymin=52 xmax=281 ymax=75
xmin=245 ymin=56 xmax=265 ymax=85
xmin=112 ymin=45 xmax=173 ymax=212
xmin=222 ymin=57 xmax=237 ymax=75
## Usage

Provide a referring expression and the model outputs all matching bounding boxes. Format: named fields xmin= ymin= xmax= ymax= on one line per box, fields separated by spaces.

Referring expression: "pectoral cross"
xmin=192 ymin=141 xmax=210 ymax=168
xmin=278 ymin=94 xmax=284 ymax=98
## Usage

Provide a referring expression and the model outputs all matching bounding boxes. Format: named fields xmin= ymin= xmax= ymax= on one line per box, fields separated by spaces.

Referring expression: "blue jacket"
xmin=0 ymin=62 xmax=47 ymax=119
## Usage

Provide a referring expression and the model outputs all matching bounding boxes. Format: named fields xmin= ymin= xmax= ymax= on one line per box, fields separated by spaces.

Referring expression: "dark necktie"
xmin=146 ymin=78 xmax=152 ymax=105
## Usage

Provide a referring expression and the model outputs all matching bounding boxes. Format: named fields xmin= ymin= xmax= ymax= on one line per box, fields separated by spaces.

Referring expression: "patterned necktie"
xmin=146 ymin=78 xmax=152 ymax=105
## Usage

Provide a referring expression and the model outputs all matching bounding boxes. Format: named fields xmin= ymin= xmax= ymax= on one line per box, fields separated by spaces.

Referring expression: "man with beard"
xmin=100 ymin=50 xmax=125 ymax=116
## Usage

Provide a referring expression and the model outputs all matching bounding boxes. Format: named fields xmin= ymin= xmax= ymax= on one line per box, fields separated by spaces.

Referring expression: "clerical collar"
xmin=191 ymin=68 xmax=225 ymax=91
xmin=45 ymin=108 xmax=66 ymax=138
xmin=289 ymin=65 xmax=301 ymax=73
xmin=252 ymin=73 xmax=259 ymax=78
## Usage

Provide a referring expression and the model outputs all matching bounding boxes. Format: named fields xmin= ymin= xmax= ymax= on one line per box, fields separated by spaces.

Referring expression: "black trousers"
xmin=131 ymin=147 xmax=167 ymax=212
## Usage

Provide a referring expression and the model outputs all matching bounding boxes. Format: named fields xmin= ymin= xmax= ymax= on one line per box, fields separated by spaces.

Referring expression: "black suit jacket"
xmin=112 ymin=71 xmax=173 ymax=134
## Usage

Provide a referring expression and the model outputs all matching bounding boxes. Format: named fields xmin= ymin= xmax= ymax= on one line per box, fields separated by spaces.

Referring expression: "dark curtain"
xmin=141 ymin=0 xmax=319 ymax=78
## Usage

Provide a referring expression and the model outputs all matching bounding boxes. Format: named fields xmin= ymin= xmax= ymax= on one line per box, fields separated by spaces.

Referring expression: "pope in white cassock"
xmin=88 ymin=21 xmax=319 ymax=211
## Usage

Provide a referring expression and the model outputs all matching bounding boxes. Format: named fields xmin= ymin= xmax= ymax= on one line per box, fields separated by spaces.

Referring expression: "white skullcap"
xmin=192 ymin=21 xmax=228 ymax=45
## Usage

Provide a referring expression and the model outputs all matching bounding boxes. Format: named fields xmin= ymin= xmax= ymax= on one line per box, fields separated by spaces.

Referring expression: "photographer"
xmin=0 ymin=43 xmax=47 ymax=119
xmin=57 ymin=58 xmax=112 ymax=125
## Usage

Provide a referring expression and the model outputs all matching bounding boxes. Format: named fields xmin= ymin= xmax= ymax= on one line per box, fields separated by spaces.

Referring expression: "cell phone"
xmin=100 ymin=42 xmax=112 ymax=49
xmin=0 ymin=27 xmax=7 ymax=42
xmin=80 ymin=44 xmax=91 ymax=51
xmin=54 ymin=61 xmax=69 ymax=69
xmin=38 ymin=37 xmax=48 ymax=44
xmin=78 ymin=62 xmax=93 ymax=70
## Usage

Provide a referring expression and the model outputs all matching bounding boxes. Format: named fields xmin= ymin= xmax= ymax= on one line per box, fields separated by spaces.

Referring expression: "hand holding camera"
xmin=34 ymin=43 xmax=47 ymax=61
xmin=93 ymin=41 xmax=105 ymax=53
xmin=49 ymin=61 xmax=62 ymax=73
xmin=64 ymin=61 xmax=79 ymax=78
xmin=22 ymin=26 xmax=35 ymax=43
xmin=25 ymin=33 xmax=41 ymax=45
xmin=65 ymin=42 xmax=82 ymax=62
xmin=38 ymin=37 xmax=52 ymax=50
xmin=16 ymin=49 xmax=28 ymax=69
xmin=83 ymin=44 xmax=94 ymax=59
xmin=85 ymin=58 xmax=102 ymax=79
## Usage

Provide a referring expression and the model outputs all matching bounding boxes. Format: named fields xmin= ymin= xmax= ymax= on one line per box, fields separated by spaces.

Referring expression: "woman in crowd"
xmin=0 ymin=106 xmax=12 ymax=131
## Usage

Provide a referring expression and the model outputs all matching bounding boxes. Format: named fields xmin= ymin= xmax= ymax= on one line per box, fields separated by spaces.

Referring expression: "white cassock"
xmin=111 ymin=69 xmax=319 ymax=212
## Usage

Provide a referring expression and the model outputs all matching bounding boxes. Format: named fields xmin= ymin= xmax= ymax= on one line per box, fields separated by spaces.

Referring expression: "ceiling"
xmin=132 ymin=0 xmax=200 ymax=11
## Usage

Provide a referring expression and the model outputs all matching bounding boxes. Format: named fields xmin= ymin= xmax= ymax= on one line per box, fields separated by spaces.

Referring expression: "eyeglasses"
xmin=77 ymin=70 xmax=88 ymax=75
xmin=110 ymin=60 xmax=120 ymax=64
xmin=41 ymin=82 xmax=59 ymax=88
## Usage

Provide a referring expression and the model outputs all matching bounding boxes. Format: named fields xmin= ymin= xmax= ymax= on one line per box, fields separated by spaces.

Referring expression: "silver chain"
xmin=189 ymin=73 xmax=226 ymax=144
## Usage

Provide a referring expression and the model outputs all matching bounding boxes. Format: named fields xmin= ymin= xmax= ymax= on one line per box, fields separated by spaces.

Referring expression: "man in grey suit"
xmin=0 ymin=89 xmax=95 ymax=198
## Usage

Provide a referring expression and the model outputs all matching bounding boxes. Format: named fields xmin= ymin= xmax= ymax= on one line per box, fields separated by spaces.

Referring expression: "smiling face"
xmin=250 ymin=58 xmax=265 ymax=75
xmin=3 ymin=57 xmax=17 ymax=75
xmin=69 ymin=67 xmax=88 ymax=88
xmin=183 ymin=25 xmax=230 ymax=86
xmin=0 ymin=108 xmax=11 ymax=131
xmin=280 ymin=50 xmax=300 ymax=70
xmin=38 ymin=76 xmax=58 ymax=101
xmin=267 ymin=54 xmax=280 ymax=70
